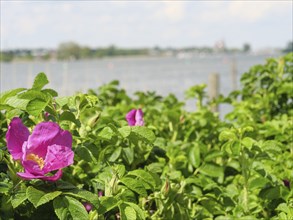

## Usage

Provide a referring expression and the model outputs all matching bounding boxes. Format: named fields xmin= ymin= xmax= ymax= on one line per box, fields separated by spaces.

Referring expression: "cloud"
xmin=0 ymin=1 xmax=292 ymax=49
xmin=228 ymin=1 xmax=291 ymax=22
xmin=200 ymin=1 xmax=292 ymax=23
xmin=153 ymin=1 xmax=186 ymax=22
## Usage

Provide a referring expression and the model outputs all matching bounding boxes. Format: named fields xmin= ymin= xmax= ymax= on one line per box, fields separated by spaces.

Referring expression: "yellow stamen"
xmin=26 ymin=154 xmax=45 ymax=170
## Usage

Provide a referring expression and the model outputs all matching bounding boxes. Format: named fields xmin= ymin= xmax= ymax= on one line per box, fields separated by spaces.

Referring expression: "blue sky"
xmin=1 ymin=1 xmax=292 ymax=50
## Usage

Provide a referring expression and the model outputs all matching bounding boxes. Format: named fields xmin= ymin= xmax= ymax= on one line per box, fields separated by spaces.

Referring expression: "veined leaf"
xmin=0 ymin=88 xmax=26 ymax=103
xmin=63 ymin=190 xmax=99 ymax=209
xmin=109 ymin=147 xmax=122 ymax=162
xmin=119 ymin=203 xmax=137 ymax=220
xmin=27 ymin=186 xmax=61 ymax=208
xmin=118 ymin=126 xmax=131 ymax=138
xmin=55 ymin=97 xmax=69 ymax=107
xmin=6 ymin=96 xmax=29 ymax=110
xmin=53 ymin=196 xmax=70 ymax=220
xmin=131 ymin=126 xmax=156 ymax=143
xmin=124 ymin=202 xmax=146 ymax=220
xmin=219 ymin=130 xmax=237 ymax=142
xmin=119 ymin=177 xmax=147 ymax=197
xmin=42 ymin=88 xmax=58 ymax=97
xmin=66 ymin=196 xmax=89 ymax=220
xmin=32 ymin=72 xmax=49 ymax=90
xmin=11 ymin=190 xmax=27 ymax=208
xmin=98 ymin=127 xmax=114 ymax=141
xmin=127 ymin=169 xmax=156 ymax=189
xmin=26 ymin=186 xmax=45 ymax=208
xmin=199 ymin=163 xmax=224 ymax=178
xmin=189 ymin=144 xmax=201 ymax=168
xmin=98 ymin=197 xmax=120 ymax=214
xmin=18 ymin=90 xmax=48 ymax=101
xmin=26 ymin=99 xmax=48 ymax=116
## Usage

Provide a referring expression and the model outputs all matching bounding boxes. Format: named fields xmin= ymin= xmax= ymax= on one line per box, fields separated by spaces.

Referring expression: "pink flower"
xmin=83 ymin=202 xmax=92 ymax=212
xmin=6 ymin=117 xmax=74 ymax=181
xmin=98 ymin=191 xmax=103 ymax=197
xmin=126 ymin=109 xmax=144 ymax=126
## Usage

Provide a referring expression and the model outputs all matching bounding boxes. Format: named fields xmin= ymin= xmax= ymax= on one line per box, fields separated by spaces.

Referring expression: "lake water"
xmin=0 ymin=53 xmax=280 ymax=112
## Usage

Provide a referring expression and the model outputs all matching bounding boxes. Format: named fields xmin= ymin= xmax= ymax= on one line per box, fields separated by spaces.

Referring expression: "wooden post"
xmin=231 ymin=58 xmax=237 ymax=90
xmin=208 ymin=73 xmax=219 ymax=112
xmin=62 ymin=62 xmax=68 ymax=95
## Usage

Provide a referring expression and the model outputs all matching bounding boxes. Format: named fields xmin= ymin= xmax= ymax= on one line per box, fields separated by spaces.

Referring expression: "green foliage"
xmin=0 ymin=53 xmax=292 ymax=219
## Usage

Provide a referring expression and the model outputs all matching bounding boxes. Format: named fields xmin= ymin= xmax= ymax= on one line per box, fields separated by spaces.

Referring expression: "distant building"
xmin=214 ymin=40 xmax=226 ymax=52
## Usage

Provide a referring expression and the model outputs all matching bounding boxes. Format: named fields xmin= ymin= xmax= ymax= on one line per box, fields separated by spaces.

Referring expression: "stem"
xmin=171 ymin=131 xmax=178 ymax=142
xmin=240 ymin=137 xmax=250 ymax=215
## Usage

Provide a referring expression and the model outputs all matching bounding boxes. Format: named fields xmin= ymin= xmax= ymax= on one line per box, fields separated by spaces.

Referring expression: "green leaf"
xmin=119 ymin=177 xmax=147 ymax=197
xmin=26 ymin=186 xmax=45 ymax=208
xmin=199 ymin=163 xmax=224 ymax=178
xmin=55 ymin=97 xmax=69 ymax=107
xmin=60 ymin=111 xmax=78 ymax=124
xmin=119 ymin=203 xmax=137 ymax=220
xmin=0 ymin=182 xmax=12 ymax=194
xmin=32 ymin=72 xmax=49 ymax=90
xmin=66 ymin=196 xmax=89 ymax=220
xmin=242 ymin=137 xmax=255 ymax=149
xmin=189 ymin=144 xmax=201 ymax=168
xmin=26 ymin=99 xmax=48 ymax=116
xmin=127 ymin=169 xmax=156 ymax=189
xmin=231 ymin=141 xmax=241 ymax=156
xmin=98 ymin=197 xmax=120 ymax=214
xmin=118 ymin=126 xmax=131 ymax=138
xmin=204 ymin=150 xmax=223 ymax=162
xmin=249 ymin=177 xmax=270 ymax=190
xmin=131 ymin=126 xmax=156 ymax=143
xmin=276 ymin=203 xmax=293 ymax=215
xmin=98 ymin=127 xmax=114 ymax=141
xmin=18 ymin=90 xmax=48 ymax=101
xmin=259 ymin=186 xmax=281 ymax=200
xmin=124 ymin=202 xmax=146 ymax=220
xmin=63 ymin=190 xmax=99 ymax=209
xmin=27 ymin=186 xmax=61 ymax=208
xmin=123 ymin=147 xmax=134 ymax=164
xmin=11 ymin=190 xmax=27 ymax=208
xmin=109 ymin=147 xmax=122 ymax=162
xmin=5 ymin=96 xmax=29 ymax=110
xmin=38 ymin=191 xmax=62 ymax=207
xmin=53 ymin=196 xmax=70 ymax=220
xmin=0 ymin=88 xmax=26 ymax=103
xmin=75 ymin=146 xmax=94 ymax=162
xmin=219 ymin=130 xmax=237 ymax=142
xmin=42 ymin=88 xmax=58 ymax=97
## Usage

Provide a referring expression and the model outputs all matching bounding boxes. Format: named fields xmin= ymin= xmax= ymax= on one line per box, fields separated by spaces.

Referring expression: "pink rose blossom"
xmin=126 ymin=109 xmax=144 ymax=126
xmin=6 ymin=117 xmax=74 ymax=181
xmin=83 ymin=202 xmax=92 ymax=212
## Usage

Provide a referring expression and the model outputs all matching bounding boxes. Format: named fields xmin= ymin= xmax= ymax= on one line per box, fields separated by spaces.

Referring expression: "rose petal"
xmin=22 ymin=159 xmax=45 ymax=175
xmin=126 ymin=109 xmax=137 ymax=126
xmin=6 ymin=117 xmax=30 ymax=160
xmin=43 ymin=144 xmax=74 ymax=173
xmin=40 ymin=169 xmax=63 ymax=181
xmin=135 ymin=109 xmax=144 ymax=126
xmin=17 ymin=169 xmax=63 ymax=182
xmin=27 ymin=122 xmax=72 ymax=158
xmin=17 ymin=171 xmax=44 ymax=180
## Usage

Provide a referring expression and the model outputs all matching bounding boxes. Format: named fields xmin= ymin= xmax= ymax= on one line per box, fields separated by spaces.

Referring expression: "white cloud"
xmin=153 ymin=1 xmax=186 ymax=22
xmin=0 ymin=1 xmax=292 ymax=49
xmin=200 ymin=1 xmax=292 ymax=23
xmin=228 ymin=1 xmax=291 ymax=22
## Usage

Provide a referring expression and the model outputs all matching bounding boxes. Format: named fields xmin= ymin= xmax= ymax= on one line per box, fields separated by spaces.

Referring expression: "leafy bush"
xmin=0 ymin=53 xmax=292 ymax=220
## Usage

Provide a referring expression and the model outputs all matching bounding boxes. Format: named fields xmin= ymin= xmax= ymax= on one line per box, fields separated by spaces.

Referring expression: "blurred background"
xmin=1 ymin=1 xmax=292 ymax=107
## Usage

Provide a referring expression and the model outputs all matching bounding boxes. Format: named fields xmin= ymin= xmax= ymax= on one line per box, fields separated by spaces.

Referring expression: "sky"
xmin=1 ymin=0 xmax=292 ymax=50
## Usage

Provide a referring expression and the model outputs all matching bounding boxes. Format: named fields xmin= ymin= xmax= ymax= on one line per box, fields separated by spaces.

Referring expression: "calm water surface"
xmin=0 ymin=54 xmax=280 ymax=111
